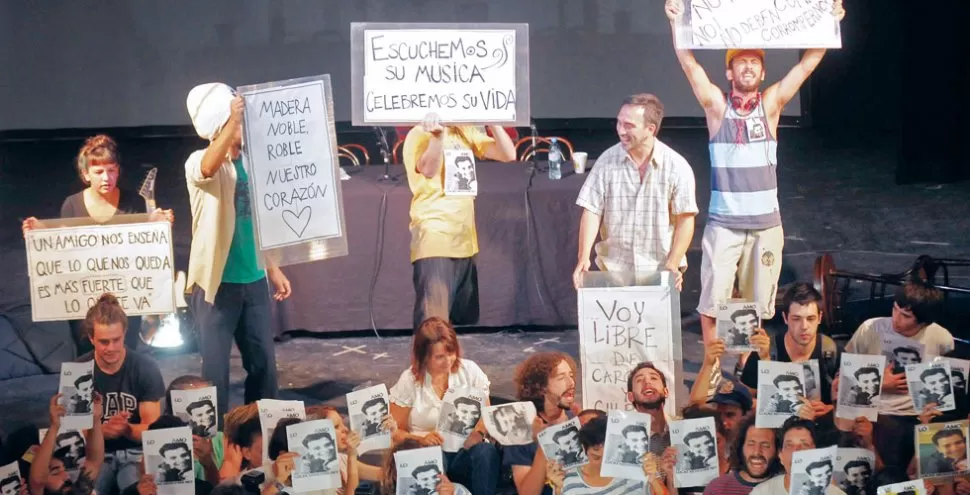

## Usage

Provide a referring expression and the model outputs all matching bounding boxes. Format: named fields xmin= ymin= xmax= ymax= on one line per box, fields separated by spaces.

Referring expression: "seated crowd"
xmin=0 ymin=280 xmax=966 ymax=495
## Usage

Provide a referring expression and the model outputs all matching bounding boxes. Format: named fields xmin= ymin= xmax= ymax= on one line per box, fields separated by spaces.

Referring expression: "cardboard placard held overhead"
xmin=239 ymin=75 xmax=348 ymax=267
xmin=674 ymin=0 xmax=842 ymax=49
xmin=351 ymin=23 xmax=530 ymax=126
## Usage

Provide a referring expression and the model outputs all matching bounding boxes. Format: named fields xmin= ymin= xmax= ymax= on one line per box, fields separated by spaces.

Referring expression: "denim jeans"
xmin=96 ymin=448 xmax=142 ymax=495
xmin=190 ymin=278 xmax=278 ymax=421
xmin=444 ymin=442 xmax=500 ymax=495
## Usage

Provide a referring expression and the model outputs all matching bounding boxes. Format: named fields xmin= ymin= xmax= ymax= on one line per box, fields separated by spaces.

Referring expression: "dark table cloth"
xmin=272 ymin=162 xmax=589 ymax=335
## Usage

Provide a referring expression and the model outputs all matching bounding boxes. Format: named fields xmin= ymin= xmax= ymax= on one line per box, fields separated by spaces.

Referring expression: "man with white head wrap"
xmin=184 ymin=83 xmax=293 ymax=420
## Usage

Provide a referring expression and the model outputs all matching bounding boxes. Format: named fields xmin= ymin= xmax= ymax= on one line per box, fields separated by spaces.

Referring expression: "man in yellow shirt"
xmin=402 ymin=113 xmax=517 ymax=330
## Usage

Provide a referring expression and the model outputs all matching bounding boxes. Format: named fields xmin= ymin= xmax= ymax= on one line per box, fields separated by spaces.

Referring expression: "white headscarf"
xmin=186 ymin=83 xmax=235 ymax=141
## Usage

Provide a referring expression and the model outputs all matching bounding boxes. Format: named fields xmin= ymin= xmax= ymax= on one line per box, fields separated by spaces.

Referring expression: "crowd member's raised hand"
xmin=417 ymin=431 xmax=444 ymax=447
xmin=882 ymin=364 xmax=909 ymax=395
xmin=193 ymin=435 xmax=213 ymax=463
xmin=344 ymin=431 xmax=361 ymax=457
xmin=48 ymin=394 xmax=66 ymax=429
xmin=809 ymin=400 xmax=834 ymax=418
xmin=381 ymin=414 xmax=398 ymax=433
xmin=851 ymin=417 xmax=875 ymax=448
xmin=796 ymin=397 xmax=816 ymax=420
xmin=435 ymin=475 xmax=456 ymax=495
xmin=148 ymin=208 xmax=175 ymax=224
xmin=750 ymin=328 xmax=772 ymax=360
xmin=102 ymin=412 xmax=132 ymax=439
xmin=135 ymin=474 xmax=157 ymax=495
xmin=271 ymin=452 xmax=299 ymax=488
xmin=919 ymin=402 xmax=943 ymax=424
xmin=545 ymin=461 xmax=565 ymax=495
xmin=954 ymin=477 xmax=970 ymax=495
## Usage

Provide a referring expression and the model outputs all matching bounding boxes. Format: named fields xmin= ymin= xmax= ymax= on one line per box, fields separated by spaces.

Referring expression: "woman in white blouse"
xmin=389 ymin=317 xmax=500 ymax=495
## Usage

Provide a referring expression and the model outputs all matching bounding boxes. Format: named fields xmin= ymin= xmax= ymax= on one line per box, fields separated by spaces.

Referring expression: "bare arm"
xmin=127 ymin=401 xmax=161 ymax=441
xmin=482 ymin=126 xmax=517 ymax=162
xmin=664 ymin=214 xmax=694 ymax=270
xmin=82 ymin=412 xmax=105 ymax=483
xmin=389 ymin=403 xmax=421 ymax=444
xmin=665 ymin=2 xmax=723 ymax=111
xmin=416 ymin=134 xmax=445 ymax=178
xmin=29 ymin=423 xmax=58 ymax=495
xmin=578 ymin=209 xmax=600 ymax=265
xmin=763 ymin=49 xmax=826 ymax=117
xmin=199 ymin=96 xmax=244 ymax=179
xmin=511 ymin=449 xmax=550 ymax=495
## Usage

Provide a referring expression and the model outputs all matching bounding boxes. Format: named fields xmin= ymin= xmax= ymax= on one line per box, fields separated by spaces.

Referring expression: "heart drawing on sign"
xmin=281 ymin=206 xmax=312 ymax=238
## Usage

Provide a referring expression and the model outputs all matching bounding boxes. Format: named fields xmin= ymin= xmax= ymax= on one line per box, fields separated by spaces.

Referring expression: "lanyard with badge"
xmin=443 ymin=138 xmax=478 ymax=197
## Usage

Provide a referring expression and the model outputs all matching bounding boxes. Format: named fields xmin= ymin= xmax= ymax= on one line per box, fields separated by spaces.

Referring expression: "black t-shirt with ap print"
xmin=79 ymin=350 xmax=165 ymax=453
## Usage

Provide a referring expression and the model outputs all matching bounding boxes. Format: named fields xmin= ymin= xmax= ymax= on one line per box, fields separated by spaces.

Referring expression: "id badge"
xmin=745 ymin=119 xmax=767 ymax=142
xmin=444 ymin=148 xmax=477 ymax=197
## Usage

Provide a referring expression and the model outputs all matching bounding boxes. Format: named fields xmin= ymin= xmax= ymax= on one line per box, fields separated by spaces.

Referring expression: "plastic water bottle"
xmin=548 ymin=137 xmax=563 ymax=180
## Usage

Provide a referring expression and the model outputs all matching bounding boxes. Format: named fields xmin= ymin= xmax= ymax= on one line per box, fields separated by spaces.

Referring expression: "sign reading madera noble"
xmin=26 ymin=220 xmax=175 ymax=321
xmin=241 ymin=75 xmax=343 ymax=251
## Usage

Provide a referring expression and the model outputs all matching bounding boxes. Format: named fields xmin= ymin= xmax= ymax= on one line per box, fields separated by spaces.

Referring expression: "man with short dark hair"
xmin=612 ymin=424 xmax=650 ymax=465
xmin=551 ymin=426 xmax=585 ymax=466
xmin=626 ymin=362 xmax=673 ymax=456
xmin=157 ymin=442 xmax=192 ymax=482
xmin=361 ymin=397 xmax=388 ymax=437
xmin=845 ymin=367 xmax=881 ymax=406
xmin=922 ymin=429 xmax=968 ymax=475
xmin=766 ymin=375 xmax=803 ymax=414
xmin=727 ymin=309 xmax=758 ymax=347
xmin=55 ymin=431 xmax=86 ymax=470
xmin=300 ymin=431 xmax=337 ymax=474
xmin=892 ymin=347 xmax=922 ymax=374
xmin=0 ymin=475 xmax=21 ymax=495
xmin=411 ymin=464 xmax=441 ymax=495
xmin=841 ymin=281 xmax=954 ymax=468
xmin=446 ymin=397 xmax=481 ymax=436
xmin=186 ymin=399 xmax=216 ymax=438
xmin=574 ymin=93 xmax=698 ymax=291
xmin=682 ymin=430 xmax=717 ymax=470
xmin=918 ymin=367 xmax=952 ymax=408
xmin=69 ymin=374 xmax=94 ymax=414
xmin=840 ymin=460 xmax=871 ymax=495
xmin=803 ymin=459 xmax=834 ymax=495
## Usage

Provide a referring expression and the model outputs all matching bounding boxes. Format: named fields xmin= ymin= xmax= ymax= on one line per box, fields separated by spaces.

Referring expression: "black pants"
xmin=189 ymin=279 xmax=278 ymax=420
xmin=412 ymin=256 xmax=479 ymax=331
xmin=875 ymin=414 xmax=920 ymax=468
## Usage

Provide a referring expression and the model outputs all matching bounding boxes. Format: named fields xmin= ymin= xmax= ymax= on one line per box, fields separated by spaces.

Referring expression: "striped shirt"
xmin=707 ymin=99 xmax=780 ymax=230
xmin=702 ymin=471 xmax=762 ymax=495
xmin=561 ymin=470 xmax=647 ymax=495
xmin=576 ymin=139 xmax=698 ymax=273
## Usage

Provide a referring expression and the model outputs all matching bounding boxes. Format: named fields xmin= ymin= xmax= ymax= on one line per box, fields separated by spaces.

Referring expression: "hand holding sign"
xmin=665 ymin=0 xmax=685 ymax=21
xmin=422 ymin=112 xmax=444 ymax=137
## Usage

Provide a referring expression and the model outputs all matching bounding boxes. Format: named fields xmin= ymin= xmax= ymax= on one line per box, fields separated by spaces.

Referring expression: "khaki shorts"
xmin=697 ymin=224 xmax=784 ymax=319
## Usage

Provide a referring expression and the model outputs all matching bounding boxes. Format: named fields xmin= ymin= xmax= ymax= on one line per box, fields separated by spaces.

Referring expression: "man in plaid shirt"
xmin=574 ymin=93 xmax=698 ymax=290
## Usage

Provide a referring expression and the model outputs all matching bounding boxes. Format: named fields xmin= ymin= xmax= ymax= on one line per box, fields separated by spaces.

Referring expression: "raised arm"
xmin=199 ymin=96 xmax=244 ymax=179
xmin=482 ymin=126 xmax=517 ymax=162
xmin=665 ymin=0 xmax=723 ymax=110
xmin=82 ymin=393 xmax=105 ymax=483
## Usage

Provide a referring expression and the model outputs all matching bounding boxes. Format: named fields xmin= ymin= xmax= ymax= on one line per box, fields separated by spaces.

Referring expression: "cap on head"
xmin=711 ymin=374 xmax=753 ymax=414
xmin=725 ymin=49 xmax=766 ymax=69
xmin=186 ymin=83 xmax=235 ymax=141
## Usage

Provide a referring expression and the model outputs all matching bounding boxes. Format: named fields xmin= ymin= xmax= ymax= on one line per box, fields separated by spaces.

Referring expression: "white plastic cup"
xmin=573 ymin=152 xmax=588 ymax=174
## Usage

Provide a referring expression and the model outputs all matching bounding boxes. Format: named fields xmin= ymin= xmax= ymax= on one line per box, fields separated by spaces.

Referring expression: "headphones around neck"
xmin=729 ymin=92 xmax=761 ymax=113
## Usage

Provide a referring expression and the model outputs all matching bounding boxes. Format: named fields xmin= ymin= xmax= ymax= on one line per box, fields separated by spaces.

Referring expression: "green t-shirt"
xmin=193 ymin=431 xmax=225 ymax=480
xmin=222 ymin=159 xmax=265 ymax=284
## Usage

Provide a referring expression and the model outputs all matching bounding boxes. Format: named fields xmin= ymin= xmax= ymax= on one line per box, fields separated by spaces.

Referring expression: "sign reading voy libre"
xmin=352 ymin=23 xmax=529 ymax=125
xmin=684 ymin=0 xmax=842 ymax=49
xmin=26 ymin=221 xmax=175 ymax=321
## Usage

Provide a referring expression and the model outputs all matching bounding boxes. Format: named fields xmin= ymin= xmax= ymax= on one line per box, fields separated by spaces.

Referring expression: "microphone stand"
xmin=528 ymin=120 xmax=538 ymax=175
xmin=374 ymin=127 xmax=397 ymax=182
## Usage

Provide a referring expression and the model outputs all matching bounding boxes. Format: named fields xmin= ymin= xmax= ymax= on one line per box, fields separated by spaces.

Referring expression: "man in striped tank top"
xmin=665 ymin=0 xmax=846 ymax=347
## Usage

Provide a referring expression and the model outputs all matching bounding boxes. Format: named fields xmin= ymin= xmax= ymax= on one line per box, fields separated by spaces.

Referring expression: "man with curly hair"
xmin=502 ymin=352 xmax=580 ymax=495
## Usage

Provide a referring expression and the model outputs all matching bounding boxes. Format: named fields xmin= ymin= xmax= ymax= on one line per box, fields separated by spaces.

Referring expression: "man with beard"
xmin=664 ymin=0 xmax=846 ymax=352
xmin=55 ymin=431 xmax=86 ymax=470
xmin=300 ymin=431 xmax=338 ymax=474
xmin=185 ymin=399 xmax=216 ymax=437
xmin=157 ymin=442 xmax=192 ymax=482
xmin=839 ymin=460 xmax=871 ymax=495
xmin=551 ymin=426 xmax=585 ymax=466
xmin=410 ymin=464 xmax=441 ymax=495
xmin=360 ymin=397 xmax=388 ymax=437
xmin=29 ymin=393 xmax=105 ymax=495
xmin=681 ymin=430 xmax=717 ymax=471
xmin=613 ymin=425 xmax=650 ymax=465
xmin=704 ymin=414 xmax=779 ymax=494
xmin=726 ymin=309 xmax=758 ymax=347
xmin=445 ymin=397 xmax=481 ymax=437
xmin=844 ymin=367 xmax=881 ymax=407
xmin=626 ymin=362 xmax=673 ymax=456
xmin=68 ymin=374 xmax=94 ymax=414
xmin=839 ymin=281 xmax=953 ymax=468
xmin=765 ymin=375 xmax=804 ymax=415
xmin=750 ymin=418 xmax=846 ymax=495
xmin=573 ymin=93 xmax=698 ymax=292
xmin=921 ymin=429 xmax=968 ymax=475
xmin=504 ymin=352 xmax=579 ymax=495
xmin=800 ymin=460 xmax=834 ymax=495
xmin=917 ymin=367 xmax=953 ymax=409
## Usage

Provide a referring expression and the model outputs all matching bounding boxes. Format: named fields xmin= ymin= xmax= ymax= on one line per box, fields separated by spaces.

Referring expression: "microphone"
xmin=529 ymin=120 xmax=539 ymax=172
xmin=373 ymin=127 xmax=395 ymax=181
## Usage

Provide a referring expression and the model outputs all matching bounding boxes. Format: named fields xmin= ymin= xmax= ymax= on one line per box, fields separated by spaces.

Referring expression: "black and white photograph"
xmin=0 ymin=461 xmax=22 ymax=495
xmin=537 ymin=417 xmax=588 ymax=470
xmin=437 ymin=387 xmax=486 ymax=453
xmin=715 ymin=302 xmax=759 ymax=352
xmin=143 ymin=426 xmax=194 ymax=495
xmin=939 ymin=357 xmax=970 ymax=397
xmin=601 ymin=410 xmax=652 ymax=481
xmin=879 ymin=333 xmax=925 ymax=375
xmin=875 ymin=480 xmax=926 ymax=495
xmin=394 ymin=446 xmax=444 ymax=495
xmin=836 ymin=353 xmax=886 ymax=422
xmin=287 ymin=419 xmax=341 ymax=493
xmin=443 ymin=148 xmax=477 ymax=197
xmin=915 ymin=421 xmax=970 ymax=479
xmin=755 ymin=361 xmax=806 ymax=428
xmin=906 ymin=361 xmax=955 ymax=412
xmin=347 ymin=383 xmax=391 ymax=454
xmin=258 ymin=399 xmax=306 ymax=468
xmin=670 ymin=416 xmax=719 ymax=488
xmin=170 ymin=386 xmax=218 ymax=439
xmin=834 ymin=448 xmax=875 ymax=495
xmin=39 ymin=428 xmax=86 ymax=475
xmin=803 ymin=360 xmax=822 ymax=401
xmin=483 ymin=402 xmax=535 ymax=446
xmin=58 ymin=362 xmax=94 ymax=430
xmin=789 ymin=445 xmax=838 ymax=495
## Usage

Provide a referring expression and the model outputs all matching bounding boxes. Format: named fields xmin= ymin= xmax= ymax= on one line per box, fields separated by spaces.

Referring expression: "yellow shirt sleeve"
xmin=403 ymin=126 xmax=431 ymax=175
xmin=460 ymin=126 xmax=496 ymax=159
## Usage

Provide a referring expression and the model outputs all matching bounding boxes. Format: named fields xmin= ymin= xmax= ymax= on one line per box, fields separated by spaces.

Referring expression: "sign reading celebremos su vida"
xmin=351 ymin=23 xmax=530 ymax=126
xmin=26 ymin=221 xmax=175 ymax=321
